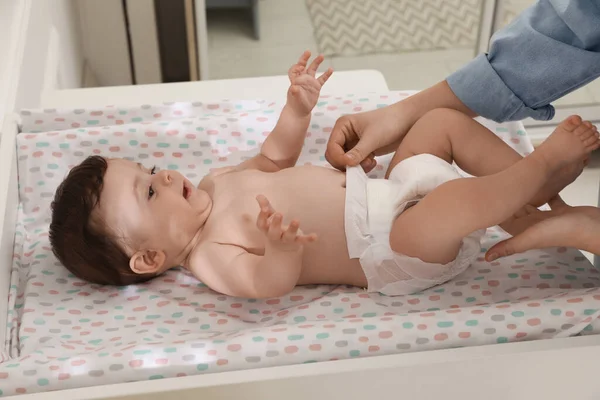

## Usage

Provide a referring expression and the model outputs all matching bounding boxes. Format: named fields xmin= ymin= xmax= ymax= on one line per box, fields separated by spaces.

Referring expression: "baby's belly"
xmin=216 ymin=166 xmax=367 ymax=287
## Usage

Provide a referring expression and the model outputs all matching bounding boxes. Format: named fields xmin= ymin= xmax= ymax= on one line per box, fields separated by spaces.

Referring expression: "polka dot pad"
xmin=2 ymin=93 xmax=599 ymax=396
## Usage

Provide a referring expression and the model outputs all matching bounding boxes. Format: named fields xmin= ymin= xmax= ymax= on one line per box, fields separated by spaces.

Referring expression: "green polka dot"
xmin=247 ymin=140 xmax=256 ymax=146
xmin=303 ymin=360 xmax=317 ymax=364
xmin=134 ymin=349 xmax=152 ymax=355
xmin=164 ymin=347 xmax=177 ymax=353
xmin=36 ymin=142 xmax=50 ymax=147
xmin=79 ymin=318 xmax=90 ymax=323
xmin=294 ymin=316 xmax=306 ymax=323
xmin=119 ymin=111 xmax=128 ymax=115
xmin=497 ymin=337 xmax=508 ymax=344
xmin=540 ymin=274 xmax=555 ymax=279
xmin=114 ymin=315 xmax=125 ymax=320
xmin=512 ymin=311 xmax=525 ymax=317
xmin=149 ymin=375 xmax=164 ymax=380
xmin=252 ymin=336 xmax=264 ymax=342
xmin=216 ymin=139 xmax=226 ymax=144
xmin=200 ymin=324 xmax=210 ymax=330
xmin=171 ymin=312 xmax=183 ymax=318
xmin=349 ymin=350 xmax=360 ymax=357
xmin=34 ymin=318 xmax=45 ymax=325
xmin=59 ymin=143 xmax=69 ymax=149
xmin=584 ymin=309 xmax=597 ymax=315
xmin=37 ymin=181 xmax=45 ymax=186
xmin=145 ymin=315 xmax=160 ymax=320
xmin=203 ymin=159 xmax=212 ymax=165
xmin=249 ymin=309 xmax=259 ymax=314
xmin=317 ymin=101 xmax=328 ymax=107
xmin=437 ymin=321 xmax=454 ymax=328
xmin=550 ymin=309 xmax=562 ymax=316
xmin=288 ymin=335 xmax=304 ymax=341
xmin=197 ymin=364 xmax=209 ymax=371
xmin=363 ymin=325 xmax=376 ymax=330
xmin=158 ymin=328 xmax=170 ymax=333
xmin=129 ymin=140 xmax=139 ymax=146
xmin=131 ymin=117 xmax=143 ymax=123
xmin=47 ymin=164 xmax=59 ymax=170
xmin=466 ymin=297 xmax=476 ymax=303
xmin=362 ymin=312 xmax=376 ymax=318
xmin=515 ymin=258 xmax=527 ymax=263
xmin=333 ymin=308 xmax=344 ymax=314
xmin=179 ymin=143 xmax=189 ymax=149
xmin=98 ymin=139 xmax=108 ymax=144
xmin=311 ymin=124 xmax=320 ymax=129
xmin=466 ymin=320 xmax=478 ymax=327
xmin=87 ymin=120 xmax=100 ymax=125
xmin=167 ymin=164 xmax=179 ymax=170
xmin=402 ymin=322 xmax=414 ymax=329
xmin=508 ymin=273 xmax=519 ymax=278
xmin=474 ymin=276 xmax=484 ymax=281
xmin=98 ymin=351 xmax=108 ymax=356
xmin=584 ymin=324 xmax=593 ymax=331
xmin=196 ymin=127 xmax=204 ymax=131
xmin=6 ymin=363 xmax=20 ymax=368
xmin=565 ymin=275 xmax=577 ymax=281
xmin=246 ymin=128 xmax=254 ymax=133
xmin=157 ymin=142 xmax=170 ymax=148
xmin=316 ymin=333 xmax=329 ymax=339
xmin=37 ymin=378 xmax=49 ymax=386
xmin=129 ymin=128 xmax=137 ymax=133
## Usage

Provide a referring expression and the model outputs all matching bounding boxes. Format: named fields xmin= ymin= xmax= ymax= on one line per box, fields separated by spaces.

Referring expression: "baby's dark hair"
xmin=49 ymin=155 xmax=153 ymax=285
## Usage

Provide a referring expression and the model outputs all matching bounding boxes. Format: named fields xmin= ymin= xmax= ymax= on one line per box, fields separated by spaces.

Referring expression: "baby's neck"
xmin=174 ymin=227 xmax=204 ymax=269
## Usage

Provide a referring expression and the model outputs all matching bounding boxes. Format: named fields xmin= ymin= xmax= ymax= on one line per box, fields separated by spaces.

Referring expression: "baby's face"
xmin=98 ymin=159 xmax=211 ymax=268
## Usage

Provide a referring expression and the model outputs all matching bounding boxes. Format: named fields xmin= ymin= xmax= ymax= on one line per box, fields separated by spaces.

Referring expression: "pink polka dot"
xmin=271 ymin=327 xmax=287 ymax=332
xmin=298 ymin=305 xmax=310 ymax=310
xmin=515 ymin=332 xmax=527 ymax=339
xmin=378 ymin=331 xmax=393 ymax=339
xmin=447 ymin=309 xmax=461 ymax=314
xmin=458 ymin=332 xmax=471 ymax=339
xmin=267 ymin=298 xmax=279 ymax=305
xmin=49 ymin=365 xmax=60 ymax=371
xmin=285 ymin=346 xmax=298 ymax=354
xmin=16 ymin=388 xmax=27 ymax=394
xmin=141 ymin=143 xmax=148 ymax=148
xmin=227 ymin=344 xmax=241 ymax=352
xmin=482 ymin=290 xmax=492 ymax=296
xmin=567 ymin=298 xmax=583 ymax=303
xmin=471 ymin=285 xmax=481 ymax=290
xmin=408 ymin=298 xmax=420 ymax=305
xmin=350 ymin=303 xmax=361 ymax=309
xmin=0 ymin=372 xmax=7 ymax=379
xmin=417 ymin=324 xmax=428 ymax=330
xmin=167 ymin=129 xmax=179 ymax=136
xmin=231 ymin=131 xmax=241 ymax=137
xmin=207 ymin=130 xmax=219 ymax=135
xmin=71 ymin=359 xmax=86 ymax=366
xmin=268 ymin=338 xmax=277 ymax=343
xmin=353 ymin=107 xmax=362 ymax=112
xmin=217 ymin=319 xmax=228 ymax=325
xmin=359 ymin=336 xmax=369 ymax=342
xmin=207 ymin=350 xmax=217 ymax=356
xmin=88 ymin=130 xmax=100 ymax=136
xmin=559 ymin=284 xmax=572 ymax=289
xmin=217 ymin=359 xmax=228 ymax=366
xmin=496 ymin=304 xmax=510 ymax=309
xmin=155 ymin=358 xmax=169 ymax=365
xmin=309 ymin=344 xmax=322 ymax=351
xmin=145 ymin=131 xmax=158 ymax=137
xmin=324 ymin=324 xmax=336 ymax=328
xmin=507 ymin=324 xmax=517 ymax=330
xmin=510 ymin=138 xmax=520 ymax=144
xmin=32 ymin=151 xmax=44 ymax=158
xmin=153 ymin=152 xmax=164 ymax=158
xmin=176 ymin=373 xmax=187 ymax=377
xmin=349 ymin=319 xmax=363 ymax=323
xmin=527 ymin=302 xmax=541 ymax=307
xmin=93 ymin=149 xmax=101 ymax=154
xmin=72 ymin=123 xmax=80 ymax=128
xmin=488 ymin=280 xmax=499 ymax=287
xmin=157 ymin=301 xmax=170 ymax=307
xmin=368 ymin=346 xmax=380 ymax=352
xmin=472 ymin=310 xmax=485 ymax=314
xmin=133 ymin=306 xmax=147 ymax=312
xmin=420 ymin=312 xmax=435 ymax=317
xmin=290 ymin=295 xmax=304 ymax=301
xmin=172 ymin=152 xmax=183 ymax=158
xmin=566 ymin=311 xmax=575 ymax=317
xmin=429 ymin=295 xmax=440 ymax=301
xmin=277 ymin=310 xmax=289 ymax=317
xmin=434 ymin=333 xmax=448 ymax=341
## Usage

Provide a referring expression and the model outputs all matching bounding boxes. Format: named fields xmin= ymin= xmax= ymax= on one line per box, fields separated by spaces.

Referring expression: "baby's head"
xmin=49 ymin=156 xmax=212 ymax=285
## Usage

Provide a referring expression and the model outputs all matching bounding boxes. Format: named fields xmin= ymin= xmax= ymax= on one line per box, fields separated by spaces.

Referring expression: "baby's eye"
xmin=148 ymin=186 xmax=155 ymax=199
xmin=150 ymin=166 xmax=157 ymax=175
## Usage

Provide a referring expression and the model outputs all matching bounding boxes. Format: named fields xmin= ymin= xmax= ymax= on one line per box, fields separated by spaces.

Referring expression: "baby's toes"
xmin=562 ymin=115 xmax=583 ymax=132
xmin=573 ymin=119 xmax=592 ymax=137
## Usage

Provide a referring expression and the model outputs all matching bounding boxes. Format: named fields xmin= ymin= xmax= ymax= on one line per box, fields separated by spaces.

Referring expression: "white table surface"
xmin=40 ymin=70 xmax=389 ymax=108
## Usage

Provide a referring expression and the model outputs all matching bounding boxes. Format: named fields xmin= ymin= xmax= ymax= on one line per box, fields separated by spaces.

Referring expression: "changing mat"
xmin=2 ymin=92 xmax=600 ymax=396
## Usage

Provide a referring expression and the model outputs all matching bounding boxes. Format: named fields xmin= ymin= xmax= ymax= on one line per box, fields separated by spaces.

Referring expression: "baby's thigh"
xmin=385 ymin=109 xmax=457 ymax=178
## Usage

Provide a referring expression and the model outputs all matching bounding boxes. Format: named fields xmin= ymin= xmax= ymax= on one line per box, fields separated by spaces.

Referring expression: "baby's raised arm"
xmin=237 ymin=51 xmax=333 ymax=172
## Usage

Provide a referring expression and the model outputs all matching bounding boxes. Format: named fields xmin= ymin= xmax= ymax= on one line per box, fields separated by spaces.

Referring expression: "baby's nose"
xmin=158 ymin=170 xmax=172 ymax=185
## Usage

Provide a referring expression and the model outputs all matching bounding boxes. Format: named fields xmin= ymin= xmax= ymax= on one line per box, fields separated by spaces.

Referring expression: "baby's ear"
xmin=129 ymin=249 xmax=166 ymax=275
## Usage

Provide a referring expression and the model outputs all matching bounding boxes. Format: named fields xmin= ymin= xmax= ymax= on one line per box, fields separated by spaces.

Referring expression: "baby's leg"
xmin=389 ymin=115 xmax=599 ymax=264
xmin=385 ymin=108 xmax=586 ymax=207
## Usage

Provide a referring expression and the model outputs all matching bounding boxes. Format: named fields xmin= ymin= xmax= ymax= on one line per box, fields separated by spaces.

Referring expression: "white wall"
xmin=14 ymin=0 xmax=84 ymax=110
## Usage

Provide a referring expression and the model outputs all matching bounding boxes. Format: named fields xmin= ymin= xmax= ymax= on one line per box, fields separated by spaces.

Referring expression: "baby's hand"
xmin=256 ymin=195 xmax=317 ymax=252
xmin=287 ymin=50 xmax=333 ymax=116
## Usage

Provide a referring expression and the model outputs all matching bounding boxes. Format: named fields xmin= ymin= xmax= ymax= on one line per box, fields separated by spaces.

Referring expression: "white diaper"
xmin=344 ymin=154 xmax=485 ymax=296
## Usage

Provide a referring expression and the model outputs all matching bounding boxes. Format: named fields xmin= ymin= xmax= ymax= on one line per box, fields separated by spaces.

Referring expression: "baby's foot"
xmin=533 ymin=116 xmax=600 ymax=173
xmin=530 ymin=155 xmax=587 ymax=207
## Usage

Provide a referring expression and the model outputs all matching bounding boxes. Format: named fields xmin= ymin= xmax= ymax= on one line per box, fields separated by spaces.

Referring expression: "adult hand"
xmin=325 ymin=105 xmax=413 ymax=172
xmin=325 ymin=81 xmax=476 ymax=172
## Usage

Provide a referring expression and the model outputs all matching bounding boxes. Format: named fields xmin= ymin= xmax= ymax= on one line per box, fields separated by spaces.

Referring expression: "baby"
xmin=50 ymin=52 xmax=600 ymax=298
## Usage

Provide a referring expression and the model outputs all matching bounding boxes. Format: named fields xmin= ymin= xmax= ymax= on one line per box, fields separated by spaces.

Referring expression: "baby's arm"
xmin=239 ymin=51 xmax=333 ymax=172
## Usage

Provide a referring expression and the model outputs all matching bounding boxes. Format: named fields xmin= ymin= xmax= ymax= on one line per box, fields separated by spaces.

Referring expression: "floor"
xmin=206 ymin=0 xmax=600 ymax=106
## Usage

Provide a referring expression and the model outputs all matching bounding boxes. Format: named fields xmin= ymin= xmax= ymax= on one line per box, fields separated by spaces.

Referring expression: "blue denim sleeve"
xmin=446 ymin=0 xmax=600 ymax=122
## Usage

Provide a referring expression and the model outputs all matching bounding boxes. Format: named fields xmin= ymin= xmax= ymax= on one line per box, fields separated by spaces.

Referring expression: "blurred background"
xmin=70 ymin=0 xmax=599 ymax=110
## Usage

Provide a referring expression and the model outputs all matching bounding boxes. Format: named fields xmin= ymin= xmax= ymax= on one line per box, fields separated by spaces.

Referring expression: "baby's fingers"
xmin=317 ymin=67 xmax=333 ymax=86
xmin=307 ymin=54 xmax=324 ymax=77
xmin=282 ymin=220 xmax=300 ymax=243
xmin=296 ymin=232 xmax=318 ymax=245
xmin=256 ymin=195 xmax=274 ymax=231
xmin=267 ymin=213 xmax=284 ymax=241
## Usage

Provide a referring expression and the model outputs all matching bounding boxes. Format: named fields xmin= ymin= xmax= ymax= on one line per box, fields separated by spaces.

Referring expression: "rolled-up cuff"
xmin=446 ymin=54 xmax=555 ymax=123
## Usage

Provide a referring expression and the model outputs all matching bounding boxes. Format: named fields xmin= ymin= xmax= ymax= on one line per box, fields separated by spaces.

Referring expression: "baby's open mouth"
xmin=182 ymin=182 xmax=191 ymax=200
